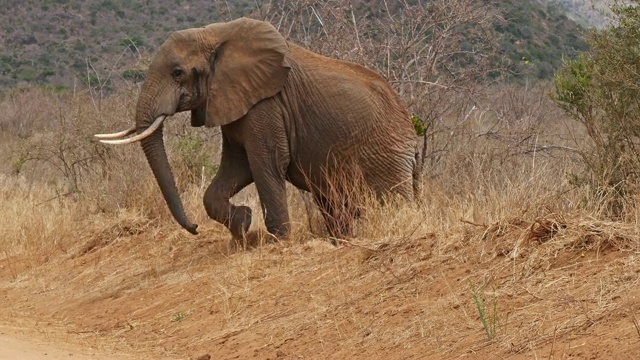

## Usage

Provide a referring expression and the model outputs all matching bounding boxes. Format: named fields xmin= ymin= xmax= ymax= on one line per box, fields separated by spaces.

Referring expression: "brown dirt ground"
xmin=1 ymin=213 xmax=639 ymax=360
xmin=0 ymin=325 xmax=125 ymax=360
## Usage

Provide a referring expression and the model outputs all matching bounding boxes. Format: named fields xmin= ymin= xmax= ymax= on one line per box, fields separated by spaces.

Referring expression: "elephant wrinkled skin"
xmin=96 ymin=17 xmax=417 ymax=240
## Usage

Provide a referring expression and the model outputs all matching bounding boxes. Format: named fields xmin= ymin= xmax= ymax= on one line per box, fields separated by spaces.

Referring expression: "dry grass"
xmin=0 ymin=84 xmax=639 ymax=359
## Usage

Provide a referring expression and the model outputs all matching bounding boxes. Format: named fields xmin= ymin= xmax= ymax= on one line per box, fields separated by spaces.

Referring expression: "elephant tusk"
xmin=98 ymin=116 xmax=166 ymax=145
xmin=94 ymin=125 xmax=137 ymax=139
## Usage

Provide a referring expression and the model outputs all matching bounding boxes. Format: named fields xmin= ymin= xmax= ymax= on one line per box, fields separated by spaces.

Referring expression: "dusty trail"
xmin=0 ymin=327 xmax=121 ymax=360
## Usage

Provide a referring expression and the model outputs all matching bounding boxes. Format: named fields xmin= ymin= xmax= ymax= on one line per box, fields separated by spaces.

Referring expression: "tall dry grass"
xmin=0 ymin=87 xmax=220 ymax=265
xmin=2 ymin=64 xmax=639 ymax=360
xmin=0 ymin=0 xmax=637 ymax=276
xmin=0 ymin=79 xmax=628 ymax=266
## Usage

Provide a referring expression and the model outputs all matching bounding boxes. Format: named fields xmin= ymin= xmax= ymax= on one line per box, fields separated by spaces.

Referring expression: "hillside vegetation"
xmin=496 ymin=0 xmax=590 ymax=79
xmin=1 ymin=0 xmax=599 ymax=90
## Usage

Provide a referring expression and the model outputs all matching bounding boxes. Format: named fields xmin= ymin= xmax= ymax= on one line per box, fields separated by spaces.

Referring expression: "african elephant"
xmin=96 ymin=17 xmax=416 ymax=240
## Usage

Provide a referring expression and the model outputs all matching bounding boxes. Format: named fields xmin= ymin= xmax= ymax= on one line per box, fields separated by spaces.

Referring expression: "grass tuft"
xmin=471 ymin=282 xmax=498 ymax=341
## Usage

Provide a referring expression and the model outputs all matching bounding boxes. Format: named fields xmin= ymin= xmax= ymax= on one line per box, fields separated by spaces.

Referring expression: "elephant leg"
xmin=314 ymin=193 xmax=355 ymax=244
xmin=240 ymin=109 xmax=292 ymax=238
xmin=250 ymin=170 xmax=290 ymax=238
xmin=203 ymin=139 xmax=253 ymax=238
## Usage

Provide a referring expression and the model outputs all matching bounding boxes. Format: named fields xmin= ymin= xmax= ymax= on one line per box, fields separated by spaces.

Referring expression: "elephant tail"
xmin=412 ymin=139 xmax=423 ymax=201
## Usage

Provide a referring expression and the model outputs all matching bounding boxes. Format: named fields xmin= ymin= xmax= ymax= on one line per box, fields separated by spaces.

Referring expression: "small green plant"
xmin=11 ymin=153 xmax=28 ymax=175
xmin=172 ymin=312 xmax=187 ymax=322
xmin=470 ymin=282 xmax=497 ymax=340
xmin=120 ymin=35 xmax=145 ymax=51
xmin=411 ymin=114 xmax=426 ymax=137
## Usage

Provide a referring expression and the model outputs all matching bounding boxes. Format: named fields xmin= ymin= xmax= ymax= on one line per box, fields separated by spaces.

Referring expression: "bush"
xmin=553 ymin=0 xmax=640 ymax=216
xmin=73 ymin=40 xmax=87 ymax=52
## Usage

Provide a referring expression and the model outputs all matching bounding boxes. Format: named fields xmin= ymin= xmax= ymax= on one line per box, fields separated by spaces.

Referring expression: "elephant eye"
xmin=172 ymin=68 xmax=184 ymax=79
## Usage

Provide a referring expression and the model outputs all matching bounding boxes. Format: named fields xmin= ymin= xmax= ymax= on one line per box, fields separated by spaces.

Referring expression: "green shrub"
xmin=40 ymin=69 xmax=56 ymax=78
xmin=553 ymin=1 xmax=640 ymax=216
xmin=73 ymin=40 xmax=87 ymax=52
xmin=16 ymin=67 xmax=37 ymax=82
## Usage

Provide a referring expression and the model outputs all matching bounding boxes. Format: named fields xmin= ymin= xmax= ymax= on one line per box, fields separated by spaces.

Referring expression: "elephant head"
xmin=95 ymin=18 xmax=291 ymax=234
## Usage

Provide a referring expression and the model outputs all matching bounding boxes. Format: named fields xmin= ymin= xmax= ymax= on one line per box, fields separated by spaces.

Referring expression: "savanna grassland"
xmin=1 ymin=1 xmax=640 ymax=359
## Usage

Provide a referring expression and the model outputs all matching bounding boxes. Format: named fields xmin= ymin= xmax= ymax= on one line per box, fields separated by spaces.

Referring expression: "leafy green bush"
xmin=16 ymin=67 xmax=37 ymax=82
xmin=40 ymin=69 xmax=56 ymax=78
xmin=553 ymin=1 xmax=640 ymax=215
xmin=73 ymin=40 xmax=87 ymax=52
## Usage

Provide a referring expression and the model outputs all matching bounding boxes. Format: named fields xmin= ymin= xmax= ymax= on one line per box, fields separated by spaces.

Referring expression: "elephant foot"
xmin=228 ymin=229 xmax=278 ymax=253
xmin=266 ymin=223 xmax=290 ymax=239
xmin=328 ymin=224 xmax=354 ymax=245
xmin=321 ymin=209 xmax=356 ymax=245
xmin=246 ymin=229 xmax=279 ymax=246
xmin=229 ymin=205 xmax=252 ymax=239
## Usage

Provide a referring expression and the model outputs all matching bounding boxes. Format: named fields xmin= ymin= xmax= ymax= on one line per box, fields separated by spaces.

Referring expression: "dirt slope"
xmin=0 ymin=210 xmax=639 ymax=360
xmin=0 ymin=328 xmax=126 ymax=360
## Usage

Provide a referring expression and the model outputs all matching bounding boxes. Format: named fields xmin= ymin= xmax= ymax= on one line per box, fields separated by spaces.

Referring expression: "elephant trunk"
xmin=140 ymin=128 xmax=198 ymax=235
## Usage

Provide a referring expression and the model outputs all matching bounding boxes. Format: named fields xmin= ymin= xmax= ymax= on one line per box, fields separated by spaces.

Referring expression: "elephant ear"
xmin=203 ymin=18 xmax=290 ymax=127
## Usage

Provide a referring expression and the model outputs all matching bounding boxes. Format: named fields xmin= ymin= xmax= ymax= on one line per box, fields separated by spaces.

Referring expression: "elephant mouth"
xmin=94 ymin=115 xmax=167 ymax=145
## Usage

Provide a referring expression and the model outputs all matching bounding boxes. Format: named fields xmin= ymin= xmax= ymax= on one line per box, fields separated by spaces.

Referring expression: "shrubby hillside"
xmin=0 ymin=0 xmax=234 ymax=89
xmin=0 ymin=0 xmax=610 ymax=90
xmin=496 ymin=0 xmax=591 ymax=79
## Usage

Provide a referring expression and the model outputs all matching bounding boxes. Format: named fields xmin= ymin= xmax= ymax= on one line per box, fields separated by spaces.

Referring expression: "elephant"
xmin=95 ymin=17 xmax=417 ymax=240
